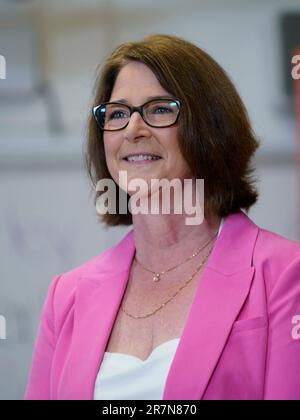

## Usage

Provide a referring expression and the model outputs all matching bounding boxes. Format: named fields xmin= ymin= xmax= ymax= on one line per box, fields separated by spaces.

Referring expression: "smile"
xmin=123 ymin=154 xmax=162 ymax=162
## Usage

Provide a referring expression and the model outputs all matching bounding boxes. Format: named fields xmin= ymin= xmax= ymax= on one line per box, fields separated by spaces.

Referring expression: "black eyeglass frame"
xmin=92 ymin=97 xmax=181 ymax=131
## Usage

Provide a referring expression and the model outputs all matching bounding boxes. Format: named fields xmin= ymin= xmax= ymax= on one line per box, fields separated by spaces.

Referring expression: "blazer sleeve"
xmin=264 ymin=255 xmax=300 ymax=400
xmin=24 ymin=274 xmax=62 ymax=400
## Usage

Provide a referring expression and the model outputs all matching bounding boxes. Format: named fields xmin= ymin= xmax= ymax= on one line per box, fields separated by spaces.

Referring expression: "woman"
xmin=25 ymin=34 xmax=300 ymax=400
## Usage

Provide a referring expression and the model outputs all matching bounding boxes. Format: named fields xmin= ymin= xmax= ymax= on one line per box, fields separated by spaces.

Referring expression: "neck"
xmin=132 ymin=211 xmax=221 ymax=272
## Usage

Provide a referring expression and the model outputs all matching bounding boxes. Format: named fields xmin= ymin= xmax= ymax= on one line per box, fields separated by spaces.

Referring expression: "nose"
xmin=124 ymin=111 xmax=151 ymax=142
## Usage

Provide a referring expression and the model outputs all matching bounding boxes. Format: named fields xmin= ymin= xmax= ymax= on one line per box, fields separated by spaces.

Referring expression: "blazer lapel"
xmin=163 ymin=211 xmax=259 ymax=400
xmin=58 ymin=230 xmax=135 ymax=400
xmin=163 ymin=266 xmax=255 ymax=399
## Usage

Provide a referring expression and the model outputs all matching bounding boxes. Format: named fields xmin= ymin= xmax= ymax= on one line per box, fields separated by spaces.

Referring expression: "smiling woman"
xmin=25 ymin=34 xmax=300 ymax=401
xmin=98 ymin=61 xmax=195 ymax=219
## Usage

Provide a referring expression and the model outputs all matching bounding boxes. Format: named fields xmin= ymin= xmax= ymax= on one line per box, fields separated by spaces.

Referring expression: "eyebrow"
xmin=111 ymin=95 xmax=174 ymax=104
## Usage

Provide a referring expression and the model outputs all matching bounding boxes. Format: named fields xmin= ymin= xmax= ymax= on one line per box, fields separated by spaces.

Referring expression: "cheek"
xmin=103 ymin=136 xmax=124 ymax=186
xmin=164 ymin=134 xmax=189 ymax=169
xmin=103 ymin=136 xmax=120 ymax=165
xmin=169 ymin=147 xmax=192 ymax=178
xmin=163 ymin=128 xmax=183 ymax=157
xmin=103 ymin=135 xmax=112 ymax=158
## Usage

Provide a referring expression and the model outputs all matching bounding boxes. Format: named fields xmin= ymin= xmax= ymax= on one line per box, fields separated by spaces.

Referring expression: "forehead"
xmin=109 ymin=61 xmax=171 ymax=102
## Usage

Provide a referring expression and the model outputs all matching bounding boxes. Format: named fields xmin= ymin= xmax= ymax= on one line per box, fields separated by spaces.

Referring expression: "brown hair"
xmin=85 ymin=34 xmax=260 ymax=226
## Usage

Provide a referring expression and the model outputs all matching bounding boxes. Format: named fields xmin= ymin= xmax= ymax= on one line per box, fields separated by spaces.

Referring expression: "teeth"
xmin=127 ymin=155 xmax=161 ymax=162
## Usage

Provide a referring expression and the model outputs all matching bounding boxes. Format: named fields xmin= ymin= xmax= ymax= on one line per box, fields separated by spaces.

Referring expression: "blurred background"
xmin=0 ymin=0 xmax=300 ymax=400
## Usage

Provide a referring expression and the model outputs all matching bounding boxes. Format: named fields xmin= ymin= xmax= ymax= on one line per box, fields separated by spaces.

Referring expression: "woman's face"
xmin=103 ymin=61 xmax=192 ymax=194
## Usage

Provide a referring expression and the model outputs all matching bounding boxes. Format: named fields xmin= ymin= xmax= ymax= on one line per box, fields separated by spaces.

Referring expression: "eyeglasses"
xmin=92 ymin=98 xmax=181 ymax=131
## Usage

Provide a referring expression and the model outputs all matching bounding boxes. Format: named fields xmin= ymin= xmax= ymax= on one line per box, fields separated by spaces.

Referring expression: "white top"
xmin=94 ymin=338 xmax=181 ymax=400
xmin=94 ymin=217 xmax=225 ymax=400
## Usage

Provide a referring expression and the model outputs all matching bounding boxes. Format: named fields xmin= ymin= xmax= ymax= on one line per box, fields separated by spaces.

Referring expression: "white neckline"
xmin=103 ymin=338 xmax=180 ymax=364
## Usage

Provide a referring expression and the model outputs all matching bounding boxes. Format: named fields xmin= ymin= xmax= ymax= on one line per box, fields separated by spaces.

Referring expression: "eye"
xmin=110 ymin=111 xmax=125 ymax=119
xmin=146 ymin=99 xmax=178 ymax=115
xmin=107 ymin=109 xmax=129 ymax=120
xmin=153 ymin=106 xmax=173 ymax=114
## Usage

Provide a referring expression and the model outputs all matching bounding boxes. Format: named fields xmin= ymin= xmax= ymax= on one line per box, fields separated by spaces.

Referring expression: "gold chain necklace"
xmin=134 ymin=231 xmax=218 ymax=282
xmin=121 ymin=245 xmax=214 ymax=320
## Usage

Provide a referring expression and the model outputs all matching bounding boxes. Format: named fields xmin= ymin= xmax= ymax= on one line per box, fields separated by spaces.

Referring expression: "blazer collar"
xmin=58 ymin=210 xmax=259 ymax=400
xmin=81 ymin=209 xmax=257 ymax=281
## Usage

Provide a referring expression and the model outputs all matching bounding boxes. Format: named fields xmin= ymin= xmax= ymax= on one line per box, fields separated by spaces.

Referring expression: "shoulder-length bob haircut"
xmin=85 ymin=34 xmax=260 ymax=226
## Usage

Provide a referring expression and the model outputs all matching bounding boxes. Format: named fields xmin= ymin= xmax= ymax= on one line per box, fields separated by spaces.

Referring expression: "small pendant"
xmin=153 ymin=273 xmax=160 ymax=282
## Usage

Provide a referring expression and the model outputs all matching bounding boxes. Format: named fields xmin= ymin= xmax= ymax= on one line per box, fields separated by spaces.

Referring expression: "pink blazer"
xmin=25 ymin=211 xmax=300 ymax=400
